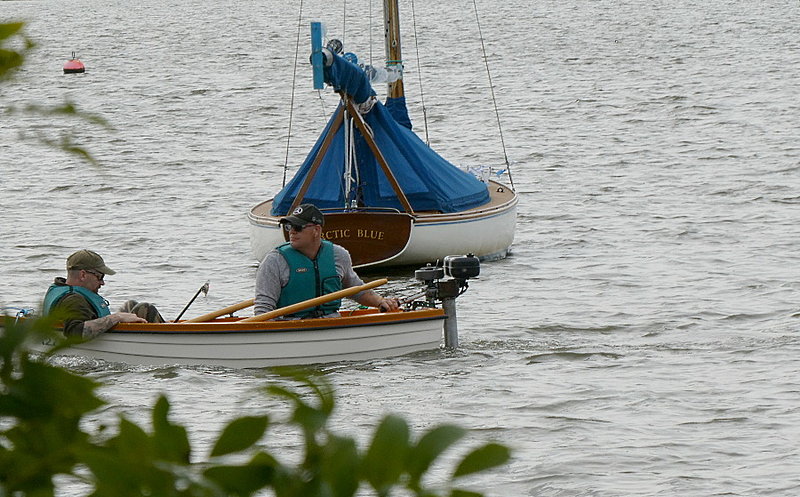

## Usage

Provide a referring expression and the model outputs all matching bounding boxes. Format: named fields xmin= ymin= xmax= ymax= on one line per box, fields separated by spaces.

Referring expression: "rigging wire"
xmin=345 ymin=113 xmax=362 ymax=208
xmin=282 ymin=0 xmax=306 ymax=188
xmin=409 ymin=0 xmax=430 ymax=145
xmin=343 ymin=106 xmax=352 ymax=205
xmin=368 ymin=0 xmax=373 ymax=65
xmin=471 ymin=0 xmax=515 ymax=190
xmin=317 ymin=88 xmax=329 ymax=117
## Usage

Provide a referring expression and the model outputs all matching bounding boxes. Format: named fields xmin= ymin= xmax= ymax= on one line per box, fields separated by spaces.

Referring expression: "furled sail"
xmin=271 ymin=52 xmax=490 ymax=216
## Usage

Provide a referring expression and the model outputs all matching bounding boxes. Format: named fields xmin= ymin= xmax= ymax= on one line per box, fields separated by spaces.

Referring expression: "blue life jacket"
xmin=42 ymin=283 xmax=111 ymax=317
xmin=277 ymin=241 xmax=342 ymax=318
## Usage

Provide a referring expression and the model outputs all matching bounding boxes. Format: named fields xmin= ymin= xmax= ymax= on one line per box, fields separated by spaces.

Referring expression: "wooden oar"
xmin=239 ymin=278 xmax=388 ymax=323
xmin=184 ymin=298 xmax=255 ymax=323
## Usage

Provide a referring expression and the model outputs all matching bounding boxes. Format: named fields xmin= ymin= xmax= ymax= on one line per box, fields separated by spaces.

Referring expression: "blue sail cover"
xmin=271 ymin=53 xmax=490 ymax=215
xmin=385 ymin=96 xmax=412 ymax=129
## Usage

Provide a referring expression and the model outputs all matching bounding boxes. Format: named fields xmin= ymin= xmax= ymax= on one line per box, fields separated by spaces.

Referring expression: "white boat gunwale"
xmin=107 ymin=308 xmax=447 ymax=335
xmin=247 ymin=180 xmax=517 ymax=225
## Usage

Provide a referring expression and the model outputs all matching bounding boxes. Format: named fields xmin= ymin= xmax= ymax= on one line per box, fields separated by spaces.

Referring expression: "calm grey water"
xmin=3 ymin=0 xmax=800 ymax=495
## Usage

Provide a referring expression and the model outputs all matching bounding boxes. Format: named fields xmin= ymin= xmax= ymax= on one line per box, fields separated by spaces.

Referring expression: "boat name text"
xmin=322 ymin=229 xmax=385 ymax=241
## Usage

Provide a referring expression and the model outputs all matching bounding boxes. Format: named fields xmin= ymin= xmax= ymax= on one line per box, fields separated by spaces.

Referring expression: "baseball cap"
xmin=280 ymin=203 xmax=325 ymax=226
xmin=66 ymin=249 xmax=116 ymax=275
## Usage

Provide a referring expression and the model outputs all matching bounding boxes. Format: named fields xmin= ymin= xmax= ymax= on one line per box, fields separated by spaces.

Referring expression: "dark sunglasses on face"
xmin=282 ymin=222 xmax=315 ymax=233
xmin=85 ymin=269 xmax=105 ymax=281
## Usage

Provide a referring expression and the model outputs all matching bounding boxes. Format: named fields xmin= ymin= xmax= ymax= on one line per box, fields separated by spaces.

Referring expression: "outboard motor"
xmin=411 ymin=254 xmax=480 ymax=349
xmin=413 ymin=264 xmax=444 ymax=304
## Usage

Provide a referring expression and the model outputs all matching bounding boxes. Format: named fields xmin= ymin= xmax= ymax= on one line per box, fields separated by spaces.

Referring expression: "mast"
xmin=383 ymin=0 xmax=404 ymax=99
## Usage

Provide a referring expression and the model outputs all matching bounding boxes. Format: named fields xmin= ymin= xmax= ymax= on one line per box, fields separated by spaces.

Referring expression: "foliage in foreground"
xmin=1 ymin=20 xmax=109 ymax=165
xmin=0 ymin=314 xmax=510 ymax=497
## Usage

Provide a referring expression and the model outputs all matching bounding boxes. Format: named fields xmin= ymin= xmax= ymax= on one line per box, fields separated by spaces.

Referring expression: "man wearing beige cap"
xmin=42 ymin=250 xmax=162 ymax=339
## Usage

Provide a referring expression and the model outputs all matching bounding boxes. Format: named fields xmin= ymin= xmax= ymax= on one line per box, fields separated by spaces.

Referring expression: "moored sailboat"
xmin=248 ymin=0 xmax=517 ymax=269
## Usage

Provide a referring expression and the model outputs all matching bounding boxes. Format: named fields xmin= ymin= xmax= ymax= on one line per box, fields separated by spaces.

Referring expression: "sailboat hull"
xmin=249 ymin=180 xmax=517 ymax=268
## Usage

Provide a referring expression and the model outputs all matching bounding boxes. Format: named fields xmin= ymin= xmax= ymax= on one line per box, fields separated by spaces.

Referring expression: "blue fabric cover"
xmin=385 ymin=96 xmax=413 ymax=130
xmin=271 ymin=53 xmax=490 ymax=215
xmin=324 ymin=54 xmax=375 ymax=104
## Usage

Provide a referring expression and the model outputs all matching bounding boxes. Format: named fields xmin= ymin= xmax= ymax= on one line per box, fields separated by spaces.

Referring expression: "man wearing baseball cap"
xmin=42 ymin=249 xmax=163 ymax=339
xmin=254 ymin=203 xmax=399 ymax=318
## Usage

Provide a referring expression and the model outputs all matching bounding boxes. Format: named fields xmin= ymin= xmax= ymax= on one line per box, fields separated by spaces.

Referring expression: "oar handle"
xmin=174 ymin=282 xmax=209 ymax=322
xmin=240 ymin=278 xmax=388 ymax=323
xmin=184 ymin=298 xmax=255 ymax=323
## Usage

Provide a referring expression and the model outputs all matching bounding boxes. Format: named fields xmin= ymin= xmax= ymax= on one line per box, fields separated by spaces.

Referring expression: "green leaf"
xmin=0 ymin=315 xmax=27 ymax=373
xmin=452 ymin=443 xmax=510 ymax=478
xmin=0 ymin=359 xmax=103 ymax=419
xmin=62 ymin=144 xmax=99 ymax=166
xmin=407 ymin=424 xmax=466 ymax=485
xmin=203 ymin=454 xmax=275 ymax=497
xmin=363 ymin=414 xmax=410 ymax=493
xmin=321 ymin=435 xmax=360 ymax=497
xmin=450 ymin=489 xmax=483 ymax=497
xmin=80 ymin=446 xmax=139 ymax=491
xmin=152 ymin=395 xmax=171 ymax=428
xmin=0 ymin=22 xmax=24 ymax=40
xmin=0 ymin=22 xmax=30 ymax=81
xmin=114 ymin=418 xmax=152 ymax=462
xmin=151 ymin=395 xmax=191 ymax=463
xmin=210 ymin=415 xmax=270 ymax=457
xmin=266 ymin=369 xmax=335 ymax=432
xmin=266 ymin=385 xmax=328 ymax=436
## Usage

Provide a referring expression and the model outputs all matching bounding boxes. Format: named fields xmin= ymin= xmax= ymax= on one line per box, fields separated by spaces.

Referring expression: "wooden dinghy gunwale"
xmin=110 ymin=308 xmax=446 ymax=334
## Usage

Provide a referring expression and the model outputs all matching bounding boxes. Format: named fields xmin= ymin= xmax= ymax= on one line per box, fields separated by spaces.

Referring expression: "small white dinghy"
xmin=26 ymin=256 xmax=479 ymax=368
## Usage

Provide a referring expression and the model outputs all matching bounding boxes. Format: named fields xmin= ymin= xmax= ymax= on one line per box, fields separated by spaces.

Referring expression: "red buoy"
xmin=63 ymin=52 xmax=85 ymax=74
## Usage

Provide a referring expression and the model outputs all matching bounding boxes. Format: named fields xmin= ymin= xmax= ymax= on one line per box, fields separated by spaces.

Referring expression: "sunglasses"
xmin=85 ymin=269 xmax=105 ymax=281
xmin=282 ymin=222 xmax=316 ymax=233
